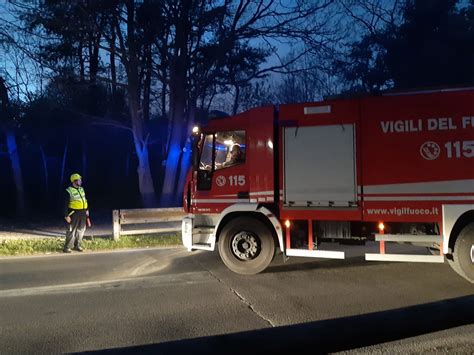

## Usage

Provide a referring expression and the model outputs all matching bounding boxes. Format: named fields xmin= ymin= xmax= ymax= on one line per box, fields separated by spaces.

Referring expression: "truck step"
xmin=374 ymin=234 xmax=442 ymax=243
xmin=286 ymin=249 xmax=345 ymax=259
xmin=194 ymin=226 xmax=215 ymax=234
xmin=191 ymin=243 xmax=213 ymax=251
xmin=365 ymin=253 xmax=444 ymax=263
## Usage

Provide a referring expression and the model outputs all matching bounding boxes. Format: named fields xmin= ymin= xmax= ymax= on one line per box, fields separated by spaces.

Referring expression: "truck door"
xmin=194 ymin=130 xmax=249 ymax=212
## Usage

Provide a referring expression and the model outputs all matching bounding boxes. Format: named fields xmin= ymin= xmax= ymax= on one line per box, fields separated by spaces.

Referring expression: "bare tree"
xmin=14 ymin=0 xmax=159 ymax=207
xmin=4 ymin=0 xmax=341 ymax=208
xmin=105 ymin=0 xmax=159 ymax=207
xmin=159 ymin=0 xmax=338 ymax=205
xmin=338 ymin=0 xmax=405 ymax=36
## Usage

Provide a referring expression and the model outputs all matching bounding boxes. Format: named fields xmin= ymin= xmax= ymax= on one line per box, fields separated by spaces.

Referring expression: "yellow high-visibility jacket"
xmin=66 ymin=186 xmax=88 ymax=210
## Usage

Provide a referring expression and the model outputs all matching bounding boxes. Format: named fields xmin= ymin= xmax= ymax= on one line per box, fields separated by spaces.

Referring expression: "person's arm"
xmin=64 ymin=190 xmax=69 ymax=217
xmin=64 ymin=190 xmax=73 ymax=222
xmin=85 ymin=189 xmax=89 ymax=216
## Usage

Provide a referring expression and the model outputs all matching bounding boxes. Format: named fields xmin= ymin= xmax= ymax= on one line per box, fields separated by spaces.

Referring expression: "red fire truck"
xmin=182 ymin=88 xmax=474 ymax=282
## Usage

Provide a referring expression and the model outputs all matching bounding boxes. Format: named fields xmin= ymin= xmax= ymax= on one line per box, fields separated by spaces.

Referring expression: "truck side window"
xmin=199 ymin=134 xmax=214 ymax=171
xmin=215 ymin=131 xmax=246 ymax=170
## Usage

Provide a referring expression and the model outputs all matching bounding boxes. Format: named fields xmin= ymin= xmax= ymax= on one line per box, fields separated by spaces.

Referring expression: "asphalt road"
xmin=0 ymin=244 xmax=473 ymax=354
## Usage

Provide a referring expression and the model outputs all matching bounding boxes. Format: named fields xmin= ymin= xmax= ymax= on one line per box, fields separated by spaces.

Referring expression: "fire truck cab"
xmin=182 ymin=88 xmax=474 ymax=282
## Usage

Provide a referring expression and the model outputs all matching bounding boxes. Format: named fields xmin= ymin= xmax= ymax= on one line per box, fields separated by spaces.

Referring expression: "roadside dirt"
xmin=0 ymin=215 xmax=181 ymax=240
xmin=0 ymin=216 xmax=112 ymax=240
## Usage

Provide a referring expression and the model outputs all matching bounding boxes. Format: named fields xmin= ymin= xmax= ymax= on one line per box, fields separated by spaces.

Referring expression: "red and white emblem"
xmin=420 ymin=141 xmax=440 ymax=160
xmin=216 ymin=175 xmax=226 ymax=187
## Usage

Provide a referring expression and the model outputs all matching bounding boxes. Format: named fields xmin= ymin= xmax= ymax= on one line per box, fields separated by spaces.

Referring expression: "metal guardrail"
xmin=112 ymin=208 xmax=186 ymax=240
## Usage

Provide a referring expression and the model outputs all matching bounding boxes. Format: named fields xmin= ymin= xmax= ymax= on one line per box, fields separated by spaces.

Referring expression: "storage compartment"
xmin=283 ymin=124 xmax=357 ymax=207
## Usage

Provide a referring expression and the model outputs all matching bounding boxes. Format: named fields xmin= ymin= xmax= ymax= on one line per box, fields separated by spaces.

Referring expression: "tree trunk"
xmin=161 ymin=1 xmax=190 ymax=206
xmin=79 ymin=42 xmax=85 ymax=82
xmin=129 ymin=88 xmax=157 ymax=207
xmin=39 ymin=144 xmax=49 ymax=201
xmin=161 ymin=73 xmax=171 ymax=155
xmin=162 ymin=76 xmax=171 ymax=162
xmin=176 ymin=101 xmax=196 ymax=204
xmin=125 ymin=0 xmax=157 ymax=208
xmin=232 ymin=84 xmax=240 ymax=115
xmin=161 ymin=75 xmax=167 ymax=119
xmin=89 ymin=33 xmax=100 ymax=84
xmin=129 ymin=94 xmax=157 ymax=207
xmin=143 ymin=43 xmax=152 ymax=122
xmin=5 ymin=127 xmax=27 ymax=217
xmin=110 ymin=27 xmax=117 ymax=96
xmin=134 ymin=137 xmax=156 ymax=207
xmin=161 ymin=73 xmax=186 ymax=206
xmin=59 ymin=137 xmax=69 ymax=192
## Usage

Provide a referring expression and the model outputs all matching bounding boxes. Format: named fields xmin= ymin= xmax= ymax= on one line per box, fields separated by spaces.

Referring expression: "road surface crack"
xmin=194 ymin=259 xmax=275 ymax=327
xmin=230 ymin=288 xmax=275 ymax=327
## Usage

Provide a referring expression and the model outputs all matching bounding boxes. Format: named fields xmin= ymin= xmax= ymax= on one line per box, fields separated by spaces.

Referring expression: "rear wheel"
xmin=218 ymin=217 xmax=275 ymax=275
xmin=450 ymin=222 xmax=474 ymax=283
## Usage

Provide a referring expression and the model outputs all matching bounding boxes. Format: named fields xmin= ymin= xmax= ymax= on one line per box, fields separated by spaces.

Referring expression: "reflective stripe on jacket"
xmin=66 ymin=186 xmax=88 ymax=210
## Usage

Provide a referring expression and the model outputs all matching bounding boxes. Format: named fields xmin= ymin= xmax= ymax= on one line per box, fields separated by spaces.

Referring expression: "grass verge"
xmin=0 ymin=233 xmax=182 ymax=256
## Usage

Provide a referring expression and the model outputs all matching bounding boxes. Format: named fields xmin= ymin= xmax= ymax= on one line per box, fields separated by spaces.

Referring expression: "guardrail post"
xmin=113 ymin=210 xmax=120 ymax=241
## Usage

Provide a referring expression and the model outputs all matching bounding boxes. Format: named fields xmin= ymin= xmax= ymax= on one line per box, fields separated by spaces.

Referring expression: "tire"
xmin=450 ymin=222 xmax=474 ymax=283
xmin=218 ymin=217 xmax=275 ymax=275
xmin=447 ymin=257 xmax=464 ymax=280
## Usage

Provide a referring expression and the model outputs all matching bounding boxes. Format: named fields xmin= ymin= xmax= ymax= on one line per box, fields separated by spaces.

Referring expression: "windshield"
xmin=199 ymin=130 xmax=246 ymax=171
xmin=199 ymin=134 xmax=214 ymax=171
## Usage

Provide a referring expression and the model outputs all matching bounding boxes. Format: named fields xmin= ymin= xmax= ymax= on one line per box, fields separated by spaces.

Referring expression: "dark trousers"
xmin=64 ymin=210 xmax=87 ymax=250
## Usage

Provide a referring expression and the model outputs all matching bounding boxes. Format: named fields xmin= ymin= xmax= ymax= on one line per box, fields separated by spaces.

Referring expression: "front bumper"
xmin=182 ymin=217 xmax=193 ymax=251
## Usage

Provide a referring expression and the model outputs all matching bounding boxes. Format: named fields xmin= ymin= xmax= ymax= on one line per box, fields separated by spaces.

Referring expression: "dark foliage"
xmin=338 ymin=0 xmax=474 ymax=92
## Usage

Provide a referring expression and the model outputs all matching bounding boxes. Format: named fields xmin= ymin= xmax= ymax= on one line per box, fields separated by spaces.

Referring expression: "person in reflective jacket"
xmin=63 ymin=173 xmax=89 ymax=253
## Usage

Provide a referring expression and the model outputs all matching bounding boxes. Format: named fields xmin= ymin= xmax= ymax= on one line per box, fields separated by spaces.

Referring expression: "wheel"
xmin=218 ymin=217 xmax=275 ymax=275
xmin=450 ymin=222 xmax=474 ymax=283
